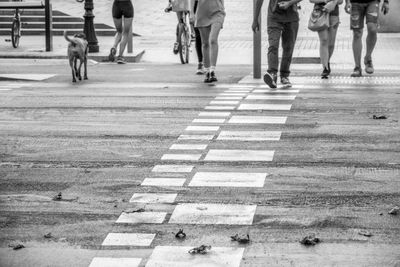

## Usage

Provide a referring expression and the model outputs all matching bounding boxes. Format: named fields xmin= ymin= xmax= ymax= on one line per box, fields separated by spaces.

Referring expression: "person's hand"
xmin=278 ymin=1 xmax=291 ymax=10
xmin=344 ymin=2 xmax=351 ymax=14
xmin=381 ymin=2 xmax=389 ymax=15
xmin=252 ymin=20 xmax=260 ymax=33
xmin=323 ymin=1 xmax=336 ymax=12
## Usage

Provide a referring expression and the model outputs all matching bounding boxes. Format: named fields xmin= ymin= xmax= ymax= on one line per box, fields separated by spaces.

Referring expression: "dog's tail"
xmin=64 ymin=31 xmax=77 ymax=45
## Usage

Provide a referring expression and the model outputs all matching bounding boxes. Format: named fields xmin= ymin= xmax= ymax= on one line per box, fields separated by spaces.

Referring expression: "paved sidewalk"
xmin=0 ymin=0 xmax=400 ymax=66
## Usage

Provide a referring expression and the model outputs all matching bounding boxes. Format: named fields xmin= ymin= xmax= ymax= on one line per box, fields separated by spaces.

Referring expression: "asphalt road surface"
xmin=0 ymin=59 xmax=399 ymax=267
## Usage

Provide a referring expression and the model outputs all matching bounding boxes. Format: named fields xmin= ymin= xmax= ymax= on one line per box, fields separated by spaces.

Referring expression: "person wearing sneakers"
xmin=310 ymin=0 xmax=343 ymax=79
xmin=195 ymin=0 xmax=226 ymax=83
xmin=253 ymin=0 xmax=302 ymax=88
xmin=193 ymin=0 xmax=205 ymax=75
xmin=109 ymin=0 xmax=134 ymax=64
xmin=345 ymin=0 xmax=390 ymax=77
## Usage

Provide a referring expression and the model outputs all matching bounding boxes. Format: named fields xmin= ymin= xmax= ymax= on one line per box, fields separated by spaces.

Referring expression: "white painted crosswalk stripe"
xmin=204 ymin=149 xmax=274 ymax=162
xmin=238 ymin=104 xmax=292 ymax=110
xmin=224 ymin=90 xmax=250 ymax=93
xmin=215 ymin=96 xmax=243 ymax=100
xmin=89 ymin=257 xmax=142 ymax=267
xmin=116 ymin=212 xmax=167 ymax=224
xmin=130 ymin=193 xmax=177 ymax=203
xmin=185 ymin=126 xmax=220 ymax=131
xmin=169 ymin=203 xmax=257 ymax=225
xmin=178 ymin=134 xmax=214 ymax=140
xmin=152 ymin=165 xmax=193 ymax=173
xmin=192 ymin=118 xmax=225 ymax=124
xmin=253 ymin=89 xmax=299 ymax=93
xmin=170 ymin=144 xmax=208 ymax=150
xmin=102 ymin=233 xmax=155 ymax=247
xmin=205 ymin=106 xmax=236 ymax=110
xmin=219 ymin=93 xmax=247 ymax=96
xmin=161 ymin=154 xmax=202 ymax=161
xmin=146 ymin=246 xmax=244 ymax=267
xmin=246 ymin=95 xmax=296 ymax=100
xmin=218 ymin=131 xmax=281 ymax=141
xmin=141 ymin=178 xmax=186 ymax=187
xmin=229 ymin=115 xmax=287 ymax=124
xmin=199 ymin=112 xmax=231 ymax=117
xmin=210 ymin=100 xmax=240 ymax=105
xmin=189 ymin=172 xmax=266 ymax=187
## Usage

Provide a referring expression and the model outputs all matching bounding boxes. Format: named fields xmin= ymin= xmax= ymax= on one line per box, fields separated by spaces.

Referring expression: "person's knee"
xmin=366 ymin=23 xmax=377 ymax=36
xmin=202 ymin=42 xmax=210 ymax=50
xmin=353 ymin=29 xmax=363 ymax=40
xmin=210 ymin=37 xmax=218 ymax=47
xmin=319 ymin=36 xmax=329 ymax=47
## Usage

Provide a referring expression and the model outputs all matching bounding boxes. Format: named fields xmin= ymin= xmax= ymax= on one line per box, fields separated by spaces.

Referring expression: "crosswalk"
xmin=89 ymin=78 xmax=299 ymax=267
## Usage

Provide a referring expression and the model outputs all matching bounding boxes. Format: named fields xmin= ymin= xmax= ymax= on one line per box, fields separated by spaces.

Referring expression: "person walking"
xmin=253 ymin=0 xmax=303 ymax=88
xmin=108 ymin=0 xmax=134 ymax=64
xmin=193 ymin=0 xmax=205 ymax=74
xmin=344 ymin=0 xmax=390 ymax=77
xmin=310 ymin=0 xmax=343 ymax=79
xmin=195 ymin=0 xmax=226 ymax=83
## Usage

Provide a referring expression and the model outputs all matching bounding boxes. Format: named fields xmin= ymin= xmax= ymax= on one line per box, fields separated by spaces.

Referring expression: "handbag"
xmin=171 ymin=0 xmax=190 ymax=12
xmin=308 ymin=6 xmax=330 ymax=32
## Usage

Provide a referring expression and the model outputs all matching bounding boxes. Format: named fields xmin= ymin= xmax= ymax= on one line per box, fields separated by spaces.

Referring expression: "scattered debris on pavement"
xmin=174 ymin=229 xmax=186 ymax=239
xmin=300 ymin=235 xmax=320 ymax=246
xmin=44 ymin=232 xmax=53 ymax=238
xmin=9 ymin=243 xmax=25 ymax=250
xmin=231 ymin=234 xmax=250 ymax=244
xmin=358 ymin=230 xmax=373 ymax=237
xmin=388 ymin=206 xmax=399 ymax=215
xmin=188 ymin=245 xmax=211 ymax=254
xmin=124 ymin=208 xmax=145 ymax=213
xmin=372 ymin=115 xmax=387 ymax=120
xmin=196 ymin=206 xmax=208 ymax=211
xmin=52 ymin=192 xmax=62 ymax=201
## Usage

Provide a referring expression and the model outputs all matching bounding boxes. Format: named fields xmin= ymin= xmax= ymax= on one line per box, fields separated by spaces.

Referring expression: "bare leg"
xmin=198 ymin=26 xmax=211 ymax=69
xmin=328 ymin=23 xmax=339 ymax=60
xmin=352 ymin=29 xmax=363 ymax=68
xmin=318 ymin=29 xmax=329 ymax=69
xmin=209 ymin=23 xmax=222 ymax=68
xmin=119 ymin=17 xmax=133 ymax=57
xmin=112 ymin=17 xmax=123 ymax=50
xmin=365 ymin=22 xmax=377 ymax=60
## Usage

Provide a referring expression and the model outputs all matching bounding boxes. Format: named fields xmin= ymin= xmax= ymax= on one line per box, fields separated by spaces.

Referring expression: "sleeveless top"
xmin=315 ymin=2 xmax=339 ymax=16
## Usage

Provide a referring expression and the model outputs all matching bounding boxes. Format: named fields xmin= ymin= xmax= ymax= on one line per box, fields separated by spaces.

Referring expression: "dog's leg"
xmin=70 ymin=58 xmax=76 ymax=83
xmin=77 ymin=59 xmax=83 ymax=81
xmin=83 ymin=55 xmax=88 ymax=80
xmin=74 ymin=58 xmax=81 ymax=81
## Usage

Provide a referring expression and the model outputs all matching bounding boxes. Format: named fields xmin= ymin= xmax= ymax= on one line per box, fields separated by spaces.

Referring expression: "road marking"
xmin=170 ymin=144 xmax=208 ymax=150
xmin=229 ymin=115 xmax=287 ymax=124
xmin=238 ymin=104 xmax=292 ymax=110
xmin=161 ymin=154 xmax=202 ymax=161
xmin=152 ymin=165 xmax=193 ymax=173
xmin=146 ymin=246 xmax=244 ymax=267
xmin=199 ymin=112 xmax=231 ymax=117
xmin=130 ymin=193 xmax=177 ymax=203
xmin=141 ymin=178 xmax=186 ymax=187
xmin=246 ymin=95 xmax=296 ymax=100
xmin=102 ymin=233 xmax=155 ymax=247
xmin=253 ymin=89 xmax=300 ymax=93
xmin=178 ymin=134 xmax=215 ymax=140
xmin=116 ymin=212 xmax=167 ymax=224
xmin=169 ymin=203 xmax=257 ymax=225
xmin=189 ymin=172 xmax=266 ymax=187
xmin=218 ymin=131 xmax=281 ymax=141
xmin=192 ymin=118 xmax=225 ymax=124
xmin=89 ymin=257 xmax=142 ymax=267
xmin=205 ymin=106 xmax=236 ymax=110
xmin=204 ymin=149 xmax=274 ymax=162
xmin=210 ymin=100 xmax=240 ymax=105
xmin=224 ymin=90 xmax=250 ymax=93
xmin=0 ymin=89 xmax=12 ymax=91
xmin=0 ymin=74 xmax=56 ymax=81
xmin=219 ymin=93 xmax=247 ymax=96
xmin=185 ymin=126 xmax=220 ymax=132
xmin=215 ymin=96 xmax=243 ymax=100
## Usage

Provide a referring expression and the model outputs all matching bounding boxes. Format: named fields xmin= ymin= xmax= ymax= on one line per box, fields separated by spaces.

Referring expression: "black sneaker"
xmin=351 ymin=67 xmax=362 ymax=77
xmin=209 ymin=71 xmax=218 ymax=82
xmin=321 ymin=67 xmax=329 ymax=79
xmin=263 ymin=72 xmax=277 ymax=88
xmin=280 ymin=76 xmax=292 ymax=87
xmin=108 ymin=47 xmax=116 ymax=62
xmin=364 ymin=57 xmax=374 ymax=74
xmin=173 ymin=42 xmax=179 ymax=55
xmin=204 ymin=72 xmax=211 ymax=83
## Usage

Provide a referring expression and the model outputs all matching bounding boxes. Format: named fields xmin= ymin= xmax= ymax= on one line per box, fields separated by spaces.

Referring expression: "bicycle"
xmin=165 ymin=4 xmax=194 ymax=64
xmin=11 ymin=0 xmax=23 ymax=48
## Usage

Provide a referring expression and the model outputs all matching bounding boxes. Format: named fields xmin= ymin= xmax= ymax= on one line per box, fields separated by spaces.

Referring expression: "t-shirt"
xmin=314 ymin=3 xmax=339 ymax=16
xmin=268 ymin=0 xmax=299 ymax=22
xmin=195 ymin=0 xmax=225 ymax=27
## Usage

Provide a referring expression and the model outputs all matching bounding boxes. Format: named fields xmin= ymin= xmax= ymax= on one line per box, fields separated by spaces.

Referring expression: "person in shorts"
xmin=310 ymin=0 xmax=343 ymax=79
xmin=345 ymin=0 xmax=390 ymax=77
xmin=109 ymin=0 xmax=134 ymax=64
xmin=253 ymin=0 xmax=303 ymax=88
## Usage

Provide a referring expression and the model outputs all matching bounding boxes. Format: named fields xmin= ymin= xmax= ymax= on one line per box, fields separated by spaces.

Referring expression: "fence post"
xmin=253 ymin=0 xmax=261 ymax=79
xmin=45 ymin=0 xmax=53 ymax=51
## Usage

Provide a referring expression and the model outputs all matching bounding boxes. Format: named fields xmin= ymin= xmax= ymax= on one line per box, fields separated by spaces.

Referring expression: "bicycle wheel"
xmin=178 ymin=25 xmax=190 ymax=64
xmin=11 ymin=19 xmax=20 ymax=48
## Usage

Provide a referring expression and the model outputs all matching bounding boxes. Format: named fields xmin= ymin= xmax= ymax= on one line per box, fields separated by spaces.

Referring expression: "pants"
xmin=267 ymin=20 xmax=299 ymax=77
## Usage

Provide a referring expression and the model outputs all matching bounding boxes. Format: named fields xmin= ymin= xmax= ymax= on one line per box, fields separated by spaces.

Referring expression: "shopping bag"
xmin=308 ymin=7 xmax=330 ymax=32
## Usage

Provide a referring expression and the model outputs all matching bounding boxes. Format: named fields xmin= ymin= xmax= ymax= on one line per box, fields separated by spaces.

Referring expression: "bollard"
xmin=253 ymin=0 xmax=262 ymax=79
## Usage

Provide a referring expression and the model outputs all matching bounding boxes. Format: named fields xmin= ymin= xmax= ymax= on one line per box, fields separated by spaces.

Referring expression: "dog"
xmin=64 ymin=31 xmax=88 ymax=83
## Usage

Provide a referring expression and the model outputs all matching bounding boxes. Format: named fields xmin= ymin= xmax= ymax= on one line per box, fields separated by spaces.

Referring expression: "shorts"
xmin=350 ymin=1 xmax=379 ymax=29
xmin=112 ymin=0 xmax=134 ymax=19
